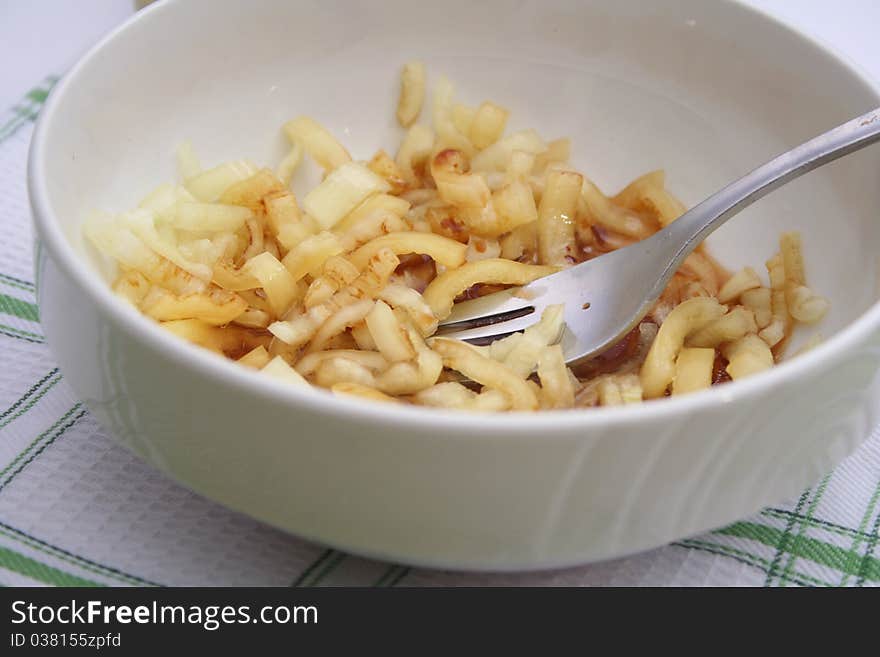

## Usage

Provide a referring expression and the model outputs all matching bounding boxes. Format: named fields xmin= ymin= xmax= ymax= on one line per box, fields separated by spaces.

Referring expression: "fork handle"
xmin=657 ymin=106 xmax=880 ymax=281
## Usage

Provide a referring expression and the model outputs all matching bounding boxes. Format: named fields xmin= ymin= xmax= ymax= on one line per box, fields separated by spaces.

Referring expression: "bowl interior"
xmin=41 ymin=0 xmax=880 ymax=356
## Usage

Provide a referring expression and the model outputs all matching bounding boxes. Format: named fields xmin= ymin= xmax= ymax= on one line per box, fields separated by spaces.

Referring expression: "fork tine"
xmin=435 ymin=310 xmax=547 ymax=345
xmin=437 ymin=304 xmax=536 ymax=332
xmin=436 ymin=288 xmax=534 ymax=330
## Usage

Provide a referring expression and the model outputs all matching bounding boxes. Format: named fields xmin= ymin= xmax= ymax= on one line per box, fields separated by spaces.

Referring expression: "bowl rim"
xmin=27 ymin=0 xmax=880 ymax=436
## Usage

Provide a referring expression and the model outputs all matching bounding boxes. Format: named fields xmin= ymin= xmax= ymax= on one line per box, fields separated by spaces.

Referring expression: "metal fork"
xmin=435 ymin=107 xmax=880 ymax=367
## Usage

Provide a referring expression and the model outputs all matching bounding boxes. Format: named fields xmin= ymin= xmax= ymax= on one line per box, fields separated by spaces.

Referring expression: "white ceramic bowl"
xmin=28 ymin=0 xmax=880 ymax=570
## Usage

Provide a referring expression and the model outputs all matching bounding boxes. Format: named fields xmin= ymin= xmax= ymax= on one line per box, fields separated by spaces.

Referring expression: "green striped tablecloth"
xmin=1 ymin=78 xmax=879 ymax=588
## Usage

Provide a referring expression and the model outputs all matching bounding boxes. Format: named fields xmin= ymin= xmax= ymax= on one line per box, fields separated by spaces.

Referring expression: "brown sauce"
xmin=570 ymin=325 xmax=642 ymax=379
xmin=456 ymin=282 xmax=512 ymax=303
xmin=394 ymin=253 xmax=437 ymax=293
xmin=712 ymin=353 xmax=731 ymax=385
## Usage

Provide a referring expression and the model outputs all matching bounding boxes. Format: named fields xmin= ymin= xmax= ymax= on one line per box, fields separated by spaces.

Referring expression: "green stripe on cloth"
xmin=0 ymin=99 xmax=41 ymax=128
xmin=761 ymin=508 xmax=876 ymax=542
xmin=779 ymin=474 xmax=831 ymax=586
xmin=0 ymin=324 xmax=43 ymax=343
xmin=0 ymin=76 xmax=57 ymax=144
xmin=0 ymin=370 xmax=61 ymax=430
xmin=0 ymin=114 xmax=34 ymax=144
xmin=0 ymin=114 xmax=28 ymax=140
xmin=0 ymin=404 xmax=84 ymax=478
xmin=764 ymin=488 xmax=810 ymax=586
xmin=0 ymin=409 xmax=88 ymax=492
xmin=291 ymin=549 xmax=335 ymax=587
xmin=373 ymin=564 xmax=410 ymax=587
xmin=0 ymin=368 xmax=58 ymax=422
xmin=387 ymin=567 xmax=409 ymax=587
xmin=0 ymin=404 xmax=85 ymax=491
xmin=292 ymin=550 xmax=346 ymax=587
xmin=720 ymin=521 xmax=880 ymax=583
xmin=0 ymin=293 xmax=39 ymax=322
xmin=839 ymin=479 xmax=880 ymax=585
xmin=677 ymin=539 xmax=825 ymax=587
xmin=855 ymin=497 xmax=880 ymax=586
xmin=309 ymin=551 xmax=346 ymax=586
xmin=26 ymin=87 xmax=50 ymax=104
xmin=0 ymin=521 xmax=158 ymax=587
xmin=856 ymin=483 xmax=880 ymax=586
xmin=0 ymin=272 xmax=35 ymax=293
xmin=373 ymin=564 xmax=398 ymax=587
xmin=0 ymin=544 xmax=102 ymax=587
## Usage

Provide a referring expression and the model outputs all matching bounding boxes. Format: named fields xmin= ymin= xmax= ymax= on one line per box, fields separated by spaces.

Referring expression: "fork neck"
xmin=658 ymin=106 xmax=880 ymax=280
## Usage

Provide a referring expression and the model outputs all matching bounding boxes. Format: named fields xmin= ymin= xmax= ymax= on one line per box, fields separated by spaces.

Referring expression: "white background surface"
xmin=1 ymin=0 xmax=880 ymax=114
